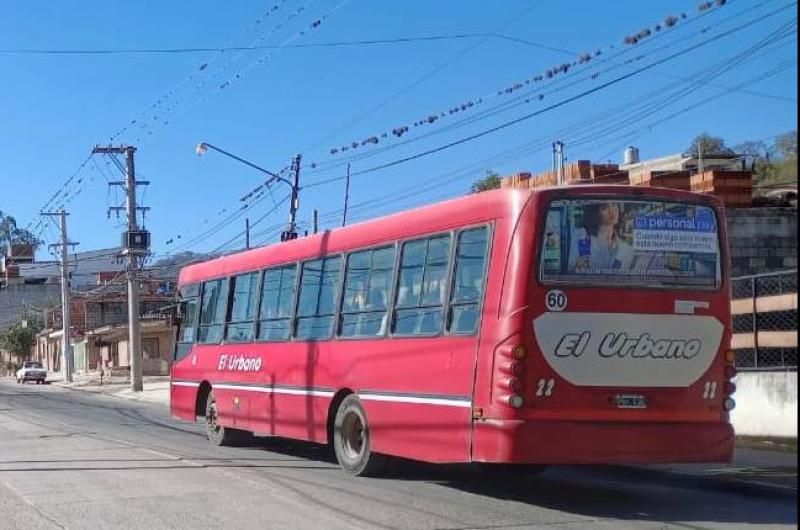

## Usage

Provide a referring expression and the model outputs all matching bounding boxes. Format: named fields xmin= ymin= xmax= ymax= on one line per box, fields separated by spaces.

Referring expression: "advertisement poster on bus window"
xmin=541 ymin=199 xmax=721 ymax=288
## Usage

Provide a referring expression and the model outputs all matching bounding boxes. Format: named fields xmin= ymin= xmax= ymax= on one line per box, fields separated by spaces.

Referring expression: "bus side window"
xmin=175 ymin=284 xmax=200 ymax=361
xmin=198 ymin=278 xmax=229 ymax=344
xmin=258 ymin=265 xmax=297 ymax=341
xmin=295 ymin=257 xmax=342 ymax=340
xmin=448 ymin=227 xmax=489 ymax=334
xmin=340 ymin=246 xmax=396 ymax=338
xmin=393 ymin=234 xmax=452 ymax=336
xmin=226 ymin=272 xmax=260 ymax=343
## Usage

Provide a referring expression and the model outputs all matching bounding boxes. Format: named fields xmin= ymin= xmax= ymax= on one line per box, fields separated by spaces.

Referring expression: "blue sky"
xmin=1 ymin=0 xmax=797 ymax=259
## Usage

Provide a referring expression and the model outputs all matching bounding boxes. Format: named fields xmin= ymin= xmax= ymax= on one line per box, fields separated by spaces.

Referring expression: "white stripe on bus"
xmin=171 ymin=381 xmax=471 ymax=408
xmin=213 ymin=383 xmax=335 ymax=398
xmin=358 ymin=393 xmax=472 ymax=408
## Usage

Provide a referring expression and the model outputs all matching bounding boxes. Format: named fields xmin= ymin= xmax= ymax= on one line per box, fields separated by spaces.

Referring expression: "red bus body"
xmin=171 ymin=186 xmax=735 ymax=465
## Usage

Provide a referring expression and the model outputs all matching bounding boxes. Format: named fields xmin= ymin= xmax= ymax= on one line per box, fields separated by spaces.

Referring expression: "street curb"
xmin=52 ymin=380 xmax=169 ymax=408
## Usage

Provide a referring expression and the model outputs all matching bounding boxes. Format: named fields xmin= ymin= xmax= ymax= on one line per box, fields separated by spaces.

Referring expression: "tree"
xmin=775 ymin=131 xmax=798 ymax=159
xmin=0 ymin=210 xmax=39 ymax=256
xmin=471 ymin=171 xmax=502 ymax=194
xmin=734 ymin=140 xmax=776 ymax=185
xmin=0 ymin=314 xmax=42 ymax=361
xmin=684 ymin=133 xmax=735 ymax=158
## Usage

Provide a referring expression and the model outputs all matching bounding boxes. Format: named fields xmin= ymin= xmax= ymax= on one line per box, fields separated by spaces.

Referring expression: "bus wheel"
xmin=333 ymin=395 xmax=384 ymax=476
xmin=204 ymin=391 xmax=249 ymax=446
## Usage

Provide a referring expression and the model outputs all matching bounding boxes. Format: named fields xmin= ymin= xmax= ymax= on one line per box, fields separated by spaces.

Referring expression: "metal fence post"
xmin=751 ymin=276 xmax=759 ymax=369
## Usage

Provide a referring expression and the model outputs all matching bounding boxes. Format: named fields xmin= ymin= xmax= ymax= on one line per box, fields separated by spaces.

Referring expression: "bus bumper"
xmin=472 ymin=419 xmax=735 ymax=465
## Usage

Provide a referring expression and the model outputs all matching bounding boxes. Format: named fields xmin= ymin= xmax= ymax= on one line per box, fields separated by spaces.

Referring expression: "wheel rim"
xmin=207 ymin=398 xmax=221 ymax=436
xmin=341 ymin=410 xmax=365 ymax=461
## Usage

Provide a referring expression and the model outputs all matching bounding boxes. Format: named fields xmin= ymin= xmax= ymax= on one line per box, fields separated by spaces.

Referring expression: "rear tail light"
xmin=511 ymin=345 xmax=527 ymax=360
xmin=501 ymin=377 xmax=523 ymax=394
xmin=724 ymin=397 xmax=736 ymax=411
xmin=725 ymin=350 xmax=736 ymax=364
xmin=724 ymin=364 xmax=737 ymax=380
xmin=724 ymin=382 xmax=737 ymax=396
xmin=499 ymin=360 xmax=525 ymax=377
xmin=505 ymin=394 xmax=524 ymax=409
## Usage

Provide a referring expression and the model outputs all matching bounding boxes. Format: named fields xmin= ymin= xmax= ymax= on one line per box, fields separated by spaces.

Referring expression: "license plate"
xmin=613 ymin=394 xmax=647 ymax=409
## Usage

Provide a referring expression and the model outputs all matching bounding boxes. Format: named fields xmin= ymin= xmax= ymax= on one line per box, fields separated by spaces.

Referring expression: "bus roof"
xmin=178 ymin=185 xmax=723 ymax=285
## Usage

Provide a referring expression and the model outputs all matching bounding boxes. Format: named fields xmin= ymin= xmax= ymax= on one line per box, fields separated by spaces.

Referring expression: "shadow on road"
xmin=232 ymin=435 xmax=798 ymax=528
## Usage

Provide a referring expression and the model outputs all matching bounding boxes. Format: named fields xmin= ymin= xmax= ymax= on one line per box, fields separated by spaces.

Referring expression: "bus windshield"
xmin=540 ymin=197 xmax=721 ymax=289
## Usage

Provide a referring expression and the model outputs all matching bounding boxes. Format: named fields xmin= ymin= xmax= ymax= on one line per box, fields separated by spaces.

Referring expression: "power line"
xmin=0 ymin=33 xmax=531 ymax=55
xmin=330 ymin=3 xmax=798 ymax=182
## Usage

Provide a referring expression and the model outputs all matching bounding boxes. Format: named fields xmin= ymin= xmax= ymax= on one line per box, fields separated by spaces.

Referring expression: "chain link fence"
xmin=732 ymin=269 xmax=798 ymax=370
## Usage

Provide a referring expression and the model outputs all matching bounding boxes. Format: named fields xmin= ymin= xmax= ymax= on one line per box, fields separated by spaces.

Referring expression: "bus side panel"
xmin=184 ymin=337 xmax=478 ymax=462
xmin=365 ymin=403 xmax=472 ymax=463
xmin=360 ymin=337 xmax=477 ymax=463
xmin=170 ymin=382 xmax=199 ymax=422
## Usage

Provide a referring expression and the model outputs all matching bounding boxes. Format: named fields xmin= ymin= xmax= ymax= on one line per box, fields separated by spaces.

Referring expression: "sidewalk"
xmin=49 ymin=371 xmax=170 ymax=406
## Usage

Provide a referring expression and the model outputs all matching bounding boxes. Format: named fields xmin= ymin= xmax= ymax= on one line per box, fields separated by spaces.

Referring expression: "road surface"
xmin=1 ymin=379 xmax=796 ymax=530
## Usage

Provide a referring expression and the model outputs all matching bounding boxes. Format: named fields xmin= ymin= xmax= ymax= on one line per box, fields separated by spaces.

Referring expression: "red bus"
xmin=170 ymin=185 xmax=736 ymax=475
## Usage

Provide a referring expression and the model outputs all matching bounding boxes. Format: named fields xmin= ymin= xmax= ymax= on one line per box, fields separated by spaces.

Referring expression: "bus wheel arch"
xmin=327 ymin=388 xmax=354 ymax=446
xmin=195 ymin=381 xmax=212 ymax=418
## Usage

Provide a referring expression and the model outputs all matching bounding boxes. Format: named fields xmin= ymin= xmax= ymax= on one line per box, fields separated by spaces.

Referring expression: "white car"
xmin=16 ymin=361 xmax=47 ymax=384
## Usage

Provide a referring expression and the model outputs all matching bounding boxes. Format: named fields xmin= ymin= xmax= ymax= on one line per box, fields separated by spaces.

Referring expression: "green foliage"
xmin=0 ymin=314 xmax=43 ymax=359
xmin=0 ymin=210 xmax=40 ymax=256
xmin=685 ymin=133 xmax=735 ymax=157
xmin=471 ymin=171 xmax=502 ymax=194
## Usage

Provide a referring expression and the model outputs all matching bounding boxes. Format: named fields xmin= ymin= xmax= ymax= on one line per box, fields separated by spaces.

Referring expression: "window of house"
xmin=393 ymin=234 xmax=452 ymax=335
xmin=198 ymin=278 xmax=229 ymax=344
xmin=295 ymin=256 xmax=342 ymax=340
xmin=448 ymin=227 xmax=489 ymax=334
xmin=258 ymin=265 xmax=297 ymax=341
xmin=226 ymin=272 xmax=260 ymax=343
xmin=340 ymin=246 xmax=396 ymax=338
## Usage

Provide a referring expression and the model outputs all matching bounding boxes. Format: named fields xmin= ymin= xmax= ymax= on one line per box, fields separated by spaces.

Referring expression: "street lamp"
xmin=196 ymin=142 xmax=301 ymax=242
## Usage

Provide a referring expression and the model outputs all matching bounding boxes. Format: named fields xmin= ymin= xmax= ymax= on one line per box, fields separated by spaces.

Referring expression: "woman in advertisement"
xmin=568 ymin=201 xmax=634 ymax=274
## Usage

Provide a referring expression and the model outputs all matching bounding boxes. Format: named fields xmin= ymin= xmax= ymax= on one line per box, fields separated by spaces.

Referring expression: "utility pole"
xmin=42 ymin=211 xmax=76 ymax=383
xmin=553 ymin=141 xmax=566 ymax=185
xmin=245 ymin=218 xmax=251 ymax=250
xmin=92 ymin=145 xmax=150 ymax=392
xmin=342 ymin=163 xmax=351 ymax=227
xmin=281 ymin=154 xmax=302 ymax=242
xmin=313 ymin=209 xmax=319 ymax=235
xmin=698 ymin=143 xmax=705 ymax=176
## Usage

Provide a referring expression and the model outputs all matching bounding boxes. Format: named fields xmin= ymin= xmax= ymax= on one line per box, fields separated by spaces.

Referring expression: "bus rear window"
xmin=540 ymin=198 xmax=721 ymax=289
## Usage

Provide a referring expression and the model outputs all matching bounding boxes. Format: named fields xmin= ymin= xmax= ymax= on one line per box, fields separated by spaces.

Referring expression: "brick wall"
xmin=727 ymin=207 xmax=798 ymax=277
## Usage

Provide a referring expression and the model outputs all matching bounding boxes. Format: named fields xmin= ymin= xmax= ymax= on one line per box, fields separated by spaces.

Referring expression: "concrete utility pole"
xmin=245 ymin=218 xmax=251 ymax=250
xmin=92 ymin=145 xmax=150 ymax=392
xmin=42 ymin=211 xmax=75 ymax=382
xmin=553 ymin=141 xmax=566 ymax=185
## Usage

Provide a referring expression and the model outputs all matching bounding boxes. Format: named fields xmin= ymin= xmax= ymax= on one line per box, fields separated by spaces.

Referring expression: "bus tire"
xmin=333 ymin=394 xmax=384 ymax=476
xmin=204 ymin=391 xmax=250 ymax=447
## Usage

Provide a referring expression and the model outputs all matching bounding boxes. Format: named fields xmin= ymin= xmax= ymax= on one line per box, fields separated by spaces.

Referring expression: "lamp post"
xmin=196 ymin=142 xmax=301 ymax=241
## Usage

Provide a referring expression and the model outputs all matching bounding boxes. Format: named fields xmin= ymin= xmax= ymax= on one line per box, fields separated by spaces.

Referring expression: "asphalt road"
xmin=1 ymin=380 xmax=796 ymax=530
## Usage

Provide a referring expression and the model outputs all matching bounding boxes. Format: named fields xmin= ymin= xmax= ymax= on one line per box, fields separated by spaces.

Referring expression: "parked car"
xmin=16 ymin=361 xmax=47 ymax=384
